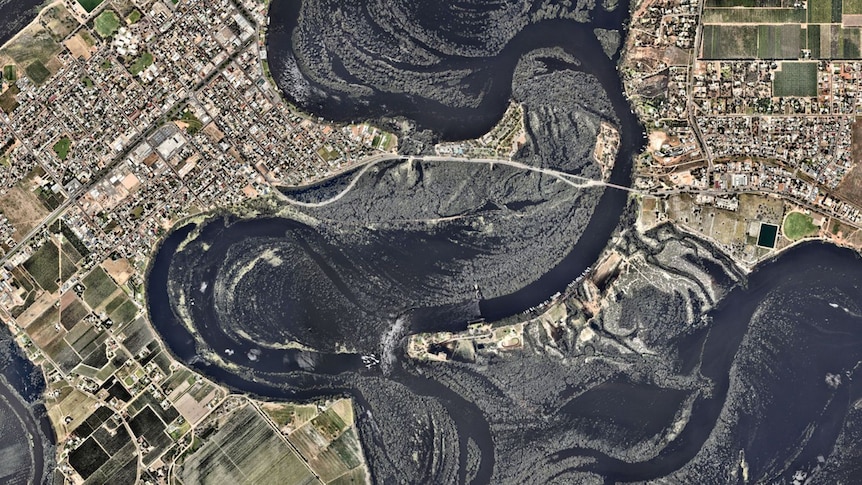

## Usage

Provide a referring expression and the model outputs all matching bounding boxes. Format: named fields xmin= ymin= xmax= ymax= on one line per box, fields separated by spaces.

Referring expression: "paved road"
xmin=278 ymin=154 xmax=644 ymax=208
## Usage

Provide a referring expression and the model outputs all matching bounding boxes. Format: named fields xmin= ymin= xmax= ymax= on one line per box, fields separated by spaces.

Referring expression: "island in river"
xmin=2 ymin=0 xmax=862 ymax=484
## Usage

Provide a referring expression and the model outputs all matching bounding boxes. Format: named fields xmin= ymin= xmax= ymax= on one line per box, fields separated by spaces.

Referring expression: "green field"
xmin=704 ymin=8 xmax=806 ymax=23
xmin=773 ymin=62 xmax=818 ymax=96
xmin=104 ymin=294 xmax=127 ymax=315
xmin=126 ymin=9 xmax=142 ymax=24
xmin=3 ymin=65 xmax=15 ymax=81
xmin=25 ymin=61 xmax=50 ymax=85
xmin=702 ymin=25 xmax=759 ymax=58
xmin=316 ymin=145 xmax=341 ymax=162
xmin=756 ymin=25 xmax=803 ymax=58
xmin=109 ymin=299 xmax=138 ymax=325
xmin=23 ymin=241 xmax=77 ymax=293
xmin=0 ymin=85 xmax=19 ymax=113
xmin=783 ymin=211 xmax=819 ymax=239
xmin=826 ymin=25 xmax=862 ymax=58
xmin=180 ymin=406 xmax=320 ymax=485
xmin=79 ymin=30 xmax=96 ymax=48
xmin=82 ymin=267 xmax=119 ymax=309
xmin=307 ymin=428 xmax=364 ymax=482
xmin=77 ymin=0 xmax=104 ymax=13
xmin=129 ymin=52 xmax=153 ymax=75
xmin=809 ymin=0 xmax=832 ymax=22
xmin=94 ymin=10 xmax=120 ymax=38
xmin=61 ymin=297 xmax=89 ymax=330
xmin=53 ymin=136 xmax=71 ymax=160
xmin=847 ymin=0 xmax=862 ymax=14
xmin=807 ymin=25 xmax=821 ymax=57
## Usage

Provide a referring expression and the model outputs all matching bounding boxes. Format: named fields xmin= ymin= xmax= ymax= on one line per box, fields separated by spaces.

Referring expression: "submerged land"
xmin=0 ymin=0 xmax=861 ymax=483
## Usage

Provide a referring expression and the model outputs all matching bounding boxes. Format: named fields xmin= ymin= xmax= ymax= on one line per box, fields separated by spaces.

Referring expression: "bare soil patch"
xmin=0 ymin=186 xmax=49 ymax=242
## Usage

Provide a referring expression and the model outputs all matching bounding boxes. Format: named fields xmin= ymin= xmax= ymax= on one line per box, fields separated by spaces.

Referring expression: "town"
xmin=0 ymin=0 xmax=381 ymax=483
xmin=623 ymin=0 xmax=862 ymax=267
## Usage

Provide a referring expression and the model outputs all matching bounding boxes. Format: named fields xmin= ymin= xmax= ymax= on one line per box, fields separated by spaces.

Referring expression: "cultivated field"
xmin=23 ymin=241 xmax=77 ymax=293
xmin=772 ymin=62 xmax=818 ymax=97
xmin=702 ymin=25 xmax=759 ymax=58
xmin=81 ymin=267 xmax=119 ymax=309
xmin=179 ymin=405 xmax=321 ymax=485
xmin=701 ymin=0 xmax=862 ymax=60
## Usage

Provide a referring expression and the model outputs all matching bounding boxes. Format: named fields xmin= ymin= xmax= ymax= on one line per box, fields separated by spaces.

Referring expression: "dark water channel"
xmin=0 ymin=3 xmax=59 ymax=484
xmin=144 ymin=0 xmax=862 ymax=483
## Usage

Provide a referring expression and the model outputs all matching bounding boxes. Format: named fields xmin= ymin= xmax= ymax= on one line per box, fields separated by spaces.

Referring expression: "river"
xmin=0 ymin=0 xmax=44 ymax=47
xmin=144 ymin=0 xmax=862 ymax=483
xmin=0 ymin=3 xmax=60 ymax=484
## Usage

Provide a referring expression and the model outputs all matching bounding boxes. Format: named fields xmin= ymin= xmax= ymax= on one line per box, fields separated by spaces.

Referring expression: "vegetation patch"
xmin=129 ymin=52 xmax=153 ymax=75
xmin=82 ymin=267 xmax=119 ymax=309
xmin=43 ymin=4 xmax=77 ymax=40
xmin=68 ymin=436 xmax=109 ymax=479
xmin=180 ymin=406 xmax=317 ymax=485
xmin=316 ymin=145 xmax=341 ymax=162
xmin=23 ymin=241 xmax=77 ymax=293
xmin=53 ymin=219 xmax=91 ymax=258
xmin=0 ymin=84 xmax=20 ymax=113
xmin=25 ymin=61 xmax=51 ymax=85
xmin=825 ymin=25 xmax=862 ymax=58
xmin=94 ymin=10 xmax=121 ymax=38
xmin=773 ymin=62 xmax=818 ymax=97
xmin=53 ymin=136 xmax=72 ymax=160
xmin=34 ymin=185 xmax=64 ymax=210
xmin=702 ymin=25 xmax=759 ymax=59
xmin=807 ymin=24 xmax=821 ymax=58
xmin=1 ymin=24 xmax=61 ymax=68
xmin=703 ymin=8 xmax=806 ymax=23
xmin=80 ymin=30 xmax=96 ymax=48
xmin=8 ymin=268 xmax=37 ymax=317
xmin=109 ymin=299 xmax=138 ymax=325
xmin=756 ymin=25 xmax=802 ymax=59
xmin=175 ymin=109 xmax=203 ymax=134
xmin=126 ymin=9 xmax=142 ymax=24
xmin=783 ymin=211 xmax=819 ymax=240
xmin=104 ymin=294 xmax=128 ymax=315
xmin=3 ymin=65 xmax=16 ymax=81
xmin=307 ymin=428 xmax=364 ymax=482
xmin=61 ymin=297 xmax=89 ymax=330
xmin=810 ymin=0 xmax=837 ymax=22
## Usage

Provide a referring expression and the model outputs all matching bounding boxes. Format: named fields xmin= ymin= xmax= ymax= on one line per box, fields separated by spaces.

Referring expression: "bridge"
xmin=278 ymin=154 xmax=645 ymax=208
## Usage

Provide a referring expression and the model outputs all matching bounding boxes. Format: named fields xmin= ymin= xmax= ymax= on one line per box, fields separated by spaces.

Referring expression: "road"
xmin=687 ymin=0 xmax=713 ymax=172
xmin=277 ymin=154 xmax=645 ymax=208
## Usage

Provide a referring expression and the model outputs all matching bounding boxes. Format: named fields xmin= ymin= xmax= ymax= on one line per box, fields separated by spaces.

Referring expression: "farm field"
xmin=179 ymin=405 xmax=321 ymax=485
xmin=701 ymin=0 xmax=862 ymax=59
xmin=81 ymin=267 xmax=119 ymax=309
xmin=772 ymin=61 xmax=818 ymax=96
xmin=702 ymin=25 xmax=759 ymax=58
